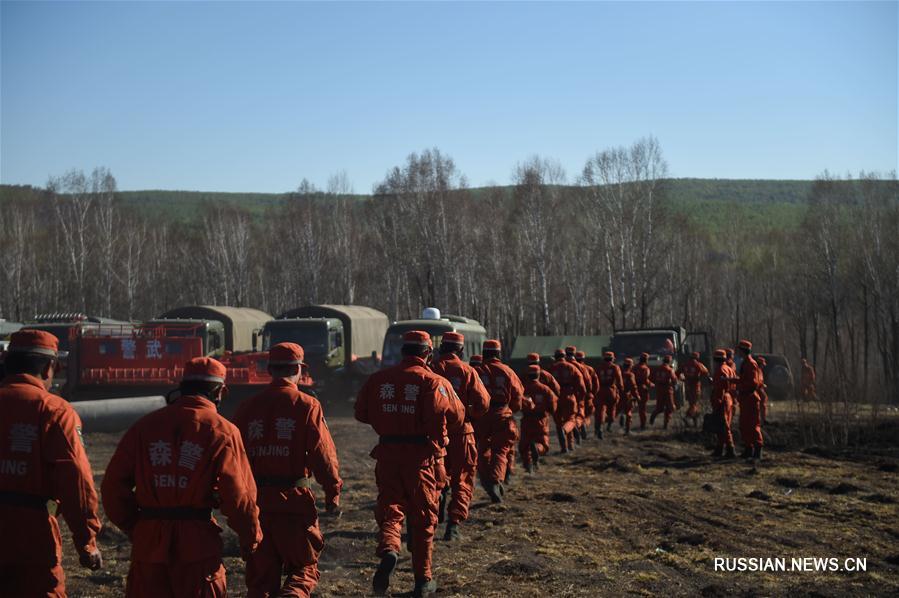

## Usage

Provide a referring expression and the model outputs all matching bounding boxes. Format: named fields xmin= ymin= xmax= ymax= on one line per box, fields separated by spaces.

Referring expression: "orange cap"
xmin=8 ymin=329 xmax=59 ymax=357
xmin=565 ymin=346 xmax=577 ymax=354
xmin=603 ymin=351 xmax=615 ymax=360
xmin=554 ymin=349 xmax=565 ymax=358
xmin=441 ymin=332 xmax=464 ymax=345
xmin=640 ymin=352 xmax=649 ymax=360
xmin=403 ymin=330 xmax=432 ymax=347
xmin=483 ymin=339 xmax=501 ymax=351
xmin=527 ymin=364 xmax=540 ymax=374
xmin=269 ymin=342 xmax=304 ymax=365
xmin=713 ymin=349 xmax=727 ymax=359
xmin=526 ymin=352 xmax=540 ymax=363
xmin=575 ymin=351 xmax=586 ymax=359
xmin=470 ymin=354 xmax=483 ymax=365
xmin=623 ymin=357 xmax=634 ymax=366
xmin=738 ymin=339 xmax=752 ymax=351
xmin=183 ymin=357 xmax=227 ymax=383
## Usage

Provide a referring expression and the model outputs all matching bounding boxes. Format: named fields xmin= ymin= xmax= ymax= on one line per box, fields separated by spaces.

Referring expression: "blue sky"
xmin=1 ymin=1 xmax=896 ymax=192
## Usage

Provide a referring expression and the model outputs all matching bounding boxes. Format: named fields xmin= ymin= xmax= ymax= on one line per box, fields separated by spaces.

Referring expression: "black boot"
xmin=574 ymin=429 xmax=582 ymax=445
xmin=556 ymin=428 xmax=566 ymax=453
xmin=619 ymin=414 xmax=625 ymax=428
xmin=437 ymin=486 xmax=448 ymax=524
xmin=711 ymin=446 xmax=723 ymax=458
xmin=581 ymin=424 xmax=588 ymax=438
xmin=413 ymin=577 xmax=437 ymax=597
xmin=740 ymin=447 xmax=752 ymax=460
xmin=606 ymin=421 xmax=612 ymax=432
xmin=724 ymin=445 xmax=736 ymax=459
xmin=753 ymin=446 xmax=763 ymax=461
xmin=596 ymin=426 xmax=603 ymax=439
xmin=485 ymin=481 xmax=504 ymax=503
xmin=372 ymin=551 xmax=398 ymax=596
xmin=650 ymin=413 xmax=657 ymax=426
xmin=443 ymin=522 xmax=460 ymax=541
xmin=530 ymin=443 xmax=540 ymax=471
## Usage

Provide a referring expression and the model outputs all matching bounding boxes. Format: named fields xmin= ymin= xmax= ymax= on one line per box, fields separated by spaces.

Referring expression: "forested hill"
xmin=0 ymin=179 xmax=812 ymax=229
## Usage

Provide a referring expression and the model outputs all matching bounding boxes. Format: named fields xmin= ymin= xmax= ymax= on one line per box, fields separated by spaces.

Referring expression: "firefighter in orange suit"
xmin=575 ymin=351 xmax=599 ymax=433
xmin=650 ymin=355 xmax=678 ymax=429
xmin=594 ymin=351 xmax=623 ymax=437
xmin=734 ymin=340 xmax=764 ymax=461
xmin=676 ymin=352 xmax=709 ymax=428
xmin=525 ymin=353 xmax=561 ymax=397
xmin=430 ymin=332 xmax=490 ymax=541
xmin=800 ymin=358 xmax=817 ymax=401
xmin=0 ymin=330 xmax=103 ymax=597
xmin=354 ymin=330 xmax=463 ymax=598
xmin=634 ymin=353 xmax=654 ymax=430
xmin=102 ymin=357 xmax=262 ymax=598
xmin=519 ymin=365 xmax=557 ymax=472
xmin=549 ymin=349 xmax=585 ymax=451
xmin=755 ymin=355 xmax=769 ymax=424
xmin=619 ymin=358 xmax=639 ymax=435
xmin=565 ymin=346 xmax=591 ymax=440
xmin=234 ymin=343 xmax=342 ymax=597
xmin=475 ymin=339 xmax=524 ymax=503
xmin=710 ymin=349 xmax=737 ymax=458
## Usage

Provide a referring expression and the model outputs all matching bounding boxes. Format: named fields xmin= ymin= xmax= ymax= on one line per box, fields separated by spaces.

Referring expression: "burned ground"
xmin=65 ymin=402 xmax=899 ymax=597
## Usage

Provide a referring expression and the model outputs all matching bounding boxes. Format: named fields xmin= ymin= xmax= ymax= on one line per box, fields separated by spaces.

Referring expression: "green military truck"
xmin=156 ymin=305 xmax=273 ymax=355
xmin=381 ymin=308 xmax=487 ymax=368
xmin=605 ymin=327 xmax=711 ymax=406
xmin=509 ymin=335 xmax=612 ymax=373
xmin=262 ymin=305 xmax=389 ymax=396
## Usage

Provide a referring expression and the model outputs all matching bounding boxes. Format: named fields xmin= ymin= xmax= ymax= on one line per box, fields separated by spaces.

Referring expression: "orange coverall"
xmin=549 ymin=359 xmax=585 ymax=451
xmin=595 ymin=361 xmax=624 ymax=429
xmin=676 ymin=358 xmax=709 ymax=421
xmin=568 ymin=358 xmax=593 ymax=431
xmin=755 ymin=357 xmax=769 ymax=423
xmin=650 ymin=364 xmax=678 ymax=428
xmin=737 ymin=357 xmax=765 ymax=450
xmin=800 ymin=361 xmax=817 ymax=400
xmin=619 ymin=367 xmax=639 ymax=433
xmin=102 ymin=395 xmax=262 ymax=598
xmin=233 ymin=379 xmax=343 ymax=598
xmin=475 ymin=358 xmax=524 ymax=485
xmin=431 ymin=353 xmax=490 ymax=525
xmin=0 ymin=374 xmax=102 ymax=597
xmin=354 ymin=356 xmax=462 ymax=582
xmin=634 ymin=361 xmax=654 ymax=429
xmin=711 ymin=364 xmax=736 ymax=450
xmin=577 ymin=360 xmax=599 ymax=422
xmin=518 ymin=379 xmax=557 ymax=467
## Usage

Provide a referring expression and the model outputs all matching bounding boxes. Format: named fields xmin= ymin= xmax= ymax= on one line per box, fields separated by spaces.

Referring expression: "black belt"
xmin=138 ymin=506 xmax=212 ymax=521
xmin=489 ymin=400 xmax=508 ymax=410
xmin=255 ymin=475 xmax=312 ymax=489
xmin=0 ymin=491 xmax=50 ymax=510
xmin=379 ymin=435 xmax=429 ymax=445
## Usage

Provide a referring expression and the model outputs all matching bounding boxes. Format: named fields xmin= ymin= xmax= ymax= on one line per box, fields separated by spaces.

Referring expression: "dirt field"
xmin=63 ymin=401 xmax=899 ymax=597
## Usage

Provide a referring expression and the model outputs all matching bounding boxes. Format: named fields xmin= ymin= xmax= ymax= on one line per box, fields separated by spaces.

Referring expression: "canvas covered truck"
xmin=509 ymin=335 xmax=612 ymax=374
xmin=381 ymin=308 xmax=487 ymax=368
xmin=66 ymin=306 xmax=273 ymax=418
xmin=604 ymin=327 xmax=711 ymax=407
xmin=261 ymin=305 xmax=389 ymax=399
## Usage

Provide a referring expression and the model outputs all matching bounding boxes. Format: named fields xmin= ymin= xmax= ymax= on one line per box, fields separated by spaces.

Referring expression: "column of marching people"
xmin=0 ymin=328 xmax=813 ymax=597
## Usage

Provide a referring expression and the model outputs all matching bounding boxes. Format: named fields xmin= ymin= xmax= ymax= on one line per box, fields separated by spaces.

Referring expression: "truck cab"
xmin=381 ymin=309 xmax=487 ymax=368
xmin=261 ymin=317 xmax=344 ymax=380
xmin=140 ymin=319 xmax=227 ymax=358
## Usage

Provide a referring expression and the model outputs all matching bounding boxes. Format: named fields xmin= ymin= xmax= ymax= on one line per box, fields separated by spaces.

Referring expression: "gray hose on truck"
xmin=71 ymin=396 xmax=167 ymax=433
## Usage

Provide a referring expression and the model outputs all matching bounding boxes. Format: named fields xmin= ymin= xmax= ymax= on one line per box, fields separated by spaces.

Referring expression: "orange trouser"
xmin=715 ymin=397 xmax=734 ymax=449
xmin=739 ymin=392 xmax=764 ymax=449
xmin=759 ymin=388 xmax=769 ymax=420
xmin=554 ymin=395 xmax=578 ymax=450
xmin=374 ymin=453 xmax=439 ymax=580
xmin=651 ymin=386 xmax=675 ymax=426
xmin=685 ymin=383 xmax=702 ymax=418
xmin=518 ymin=415 xmax=550 ymax=465
xmin=444 ymin=433 xmax=477 ymax=524
xmin=0 ymin=508 xmax=66 ymax=597
xmin=126 ymin=556 xmax=226 ymax=597
xmin=619 ymin=392 xmax=635 ymax=431
xmin=584 ymin=394 xmax=595 ymax=419
xmin=475 ymin=412 xmax=518 ymax=484
xmin=246 ymin=511 xmax=324 ymax=597
xmin=595 ymin=387 xmax=618 ymax=426
xmin=637 ymin=387 xmax=650 ymax=427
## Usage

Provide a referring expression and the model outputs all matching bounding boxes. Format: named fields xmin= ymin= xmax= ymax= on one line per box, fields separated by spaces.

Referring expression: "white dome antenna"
xmin=422 ymin=307 xmax=441 ymax=320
